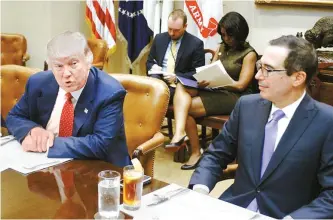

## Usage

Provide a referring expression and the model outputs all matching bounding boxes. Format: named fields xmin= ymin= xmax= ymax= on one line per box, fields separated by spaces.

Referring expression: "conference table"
xmin=1 ymin=160 xmax=168 ymax=219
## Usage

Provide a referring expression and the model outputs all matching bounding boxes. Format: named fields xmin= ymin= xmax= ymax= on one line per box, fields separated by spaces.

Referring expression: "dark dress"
xmin=199 ymin=42 xmax=257 ymax=115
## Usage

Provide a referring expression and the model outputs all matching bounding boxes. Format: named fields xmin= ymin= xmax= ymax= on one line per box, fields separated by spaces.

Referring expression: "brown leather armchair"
xmin=111 ymin=74 xmax=169 ymax=177
xmin=87 ymin=38 xmax=108 ymax=70
xmin=1 ymin=65 xmax=40 ymax=135
xmin=1 ymin=33 xmax=30 ymax=66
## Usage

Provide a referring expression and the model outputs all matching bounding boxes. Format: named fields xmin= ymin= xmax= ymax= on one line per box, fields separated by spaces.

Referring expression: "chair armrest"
xmin=93 ymin=62 xmax=104 ymax=70
xmin=22 ymin=53 xmax=30 ymax=62
xmin=132 ymin=132 xmax=165 ymax=159
xmin=1 ymin=127 xmax=9 ymax=137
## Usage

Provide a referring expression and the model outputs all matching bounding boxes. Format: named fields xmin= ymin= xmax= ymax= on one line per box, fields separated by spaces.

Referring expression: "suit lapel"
xmin=37 ymin=75 xmax=58 ymax=128
xmin=175 ymin=32 xmax=187 ymax=68
xmin=72 ymin=70 xmax=95 ymax=136
xmin=259 ymin=94 xmax=317 ymax=184
xmin=250 ymin=99 xmax=271 ymax=184
xmin=158 ymin=34 xmax=170 ymax=66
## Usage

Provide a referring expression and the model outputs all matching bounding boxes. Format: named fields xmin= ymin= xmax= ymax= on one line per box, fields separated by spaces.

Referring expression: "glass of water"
xmin=98 ymin=170 xmax=120 ymax=219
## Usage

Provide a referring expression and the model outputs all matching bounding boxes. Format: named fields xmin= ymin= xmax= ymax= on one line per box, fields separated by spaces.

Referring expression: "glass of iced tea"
xmin=122 ymin=165 xmax=143 ymax=210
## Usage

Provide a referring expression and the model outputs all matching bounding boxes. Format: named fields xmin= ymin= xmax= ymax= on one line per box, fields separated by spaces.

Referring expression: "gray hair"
xmin=269 ymin=35 xmax=318 ymax=85
xmin=46 ymin=31 xmax=93 ymax=65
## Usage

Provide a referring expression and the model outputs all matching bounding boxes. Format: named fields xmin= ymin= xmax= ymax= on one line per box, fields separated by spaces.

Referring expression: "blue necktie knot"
xmin=271 ymin=109 xmax=285 ymax=122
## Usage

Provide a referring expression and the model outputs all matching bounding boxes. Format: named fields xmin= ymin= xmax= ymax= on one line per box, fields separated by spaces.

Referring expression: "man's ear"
xmin=292 ymin=71 xmax=307 ymax=87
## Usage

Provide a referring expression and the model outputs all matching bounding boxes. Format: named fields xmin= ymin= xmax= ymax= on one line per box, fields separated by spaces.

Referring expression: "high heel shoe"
xmin=165 ymin=135 xmax=187 ymax=153
xmin=181 ymin=156 xmax=202 ymax=170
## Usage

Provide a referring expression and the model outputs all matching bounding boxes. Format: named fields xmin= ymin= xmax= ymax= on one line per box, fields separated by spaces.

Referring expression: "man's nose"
xmin=255 ymin=70 xmax=263 ymax=80
xmin=63 ymin=67 xmax=72 ymax=77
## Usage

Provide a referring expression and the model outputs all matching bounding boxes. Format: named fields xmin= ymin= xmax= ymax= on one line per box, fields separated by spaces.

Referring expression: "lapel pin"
xmin=84 ymin=108 xmax=88 ymax=114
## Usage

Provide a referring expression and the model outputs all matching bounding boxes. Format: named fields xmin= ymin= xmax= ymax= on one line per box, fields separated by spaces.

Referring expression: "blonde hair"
xmin=46 ymin=31 xmax=93 ymax=65
xmin=168 ymin=9 xmax=187 ymax=26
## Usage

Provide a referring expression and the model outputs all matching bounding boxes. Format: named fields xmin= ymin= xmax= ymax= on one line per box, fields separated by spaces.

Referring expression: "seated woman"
xmin=166 ymin=12 xmax=258 ymax=170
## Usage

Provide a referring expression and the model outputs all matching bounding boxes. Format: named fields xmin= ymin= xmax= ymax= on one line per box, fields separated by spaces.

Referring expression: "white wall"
xmin=175 ymin=0 xmax=332 ymax=54
xmin=1 ymin=1 xmax=85 ymax=69
xmin=1 ymin=0 xmax=332 ymax=68
xmin=222 ymin=0 xmax=333 ymax=55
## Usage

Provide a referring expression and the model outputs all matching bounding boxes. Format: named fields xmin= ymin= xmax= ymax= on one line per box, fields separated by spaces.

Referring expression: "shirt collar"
xmin=270 ymin=90 xmax=306 ymax=120
xmin=58 ymin=84 xmax=86 ymax=101
xmin=171 ymin=35 xmax=184 ymax=45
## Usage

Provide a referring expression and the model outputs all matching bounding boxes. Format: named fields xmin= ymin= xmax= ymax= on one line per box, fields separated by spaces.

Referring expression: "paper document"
xmin=120 ymin=184 xmax=267 ymax=220
xmin=147 ymin=70 xmax=174 ymax=77
xmin=194 ymin=60 xmax=235 ymax=88
xmin=0 ymin=139 xmax=72 ymax=174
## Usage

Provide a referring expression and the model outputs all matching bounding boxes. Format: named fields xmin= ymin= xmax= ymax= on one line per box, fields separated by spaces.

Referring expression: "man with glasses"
xmin=189 ymin=35 xmax=333 ymax=219
xmin=146 ymin=9 xmax=205 ymax=102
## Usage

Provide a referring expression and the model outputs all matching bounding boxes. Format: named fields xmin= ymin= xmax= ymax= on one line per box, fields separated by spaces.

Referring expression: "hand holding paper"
xmin=193 ymin=60 xmax=235 ymax=89
xmin=151 ymin=64 xmax=162 ymax=71
xmin=197 ymin=80 xmax=210 ymax=88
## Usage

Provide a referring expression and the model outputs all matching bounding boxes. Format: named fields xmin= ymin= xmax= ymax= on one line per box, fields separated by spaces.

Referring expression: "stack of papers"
xmin=0 ymin=137 xmax=72 ymax=174
xmin=120 ymin=184 xmax=269 ymax=220
xmin=193 ymin=60 xmax=235 ymax=88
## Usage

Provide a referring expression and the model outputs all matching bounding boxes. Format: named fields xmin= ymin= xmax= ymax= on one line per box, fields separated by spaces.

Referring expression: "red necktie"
xmin=59 ymin=92 xmax=74 ymax=137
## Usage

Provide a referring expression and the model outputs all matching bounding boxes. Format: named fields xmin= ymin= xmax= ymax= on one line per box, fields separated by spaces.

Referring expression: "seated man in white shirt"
xmin=189 ymin=35 xmax=333 ymax=219
xmin=6 ymin=31 xmax=131 ymax=167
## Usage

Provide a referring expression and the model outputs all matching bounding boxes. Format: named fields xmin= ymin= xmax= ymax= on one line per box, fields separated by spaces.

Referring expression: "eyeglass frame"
xmin=256 ymin=60 xmax=287 ymax=77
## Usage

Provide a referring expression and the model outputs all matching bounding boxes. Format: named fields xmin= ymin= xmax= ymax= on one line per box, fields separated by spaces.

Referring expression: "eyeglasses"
xmin=256 ymin=61 xmax=287 ymax=77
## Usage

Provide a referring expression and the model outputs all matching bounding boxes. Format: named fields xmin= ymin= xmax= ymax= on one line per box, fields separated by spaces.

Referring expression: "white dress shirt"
xmin=193 ymin=91 xmax=307 ymax=196
xmin=46 ymin=86 xmax=85 ymax=137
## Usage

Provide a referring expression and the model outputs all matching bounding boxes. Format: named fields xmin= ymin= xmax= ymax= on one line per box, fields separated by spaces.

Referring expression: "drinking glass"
xmin=122 ymin=165 xmax=143 ymax=210
xmin=98 ymin=170 xmax=120 ymax=219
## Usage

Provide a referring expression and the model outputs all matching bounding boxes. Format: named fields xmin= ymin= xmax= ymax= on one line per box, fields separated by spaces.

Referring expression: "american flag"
xmin=86 ymin=0 xmax=116 ymax=52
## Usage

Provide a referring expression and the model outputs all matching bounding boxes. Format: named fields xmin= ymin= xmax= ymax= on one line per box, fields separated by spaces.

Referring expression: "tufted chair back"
xmin=1 ymin=33 xmax=30 ymax=66
xmin=111 ymin=74 xmax=169 ymax=177
xmin=87 ymin=38 xmax=108 ymax=70
xmin=1 ymin=65 xmax=41 ymax=120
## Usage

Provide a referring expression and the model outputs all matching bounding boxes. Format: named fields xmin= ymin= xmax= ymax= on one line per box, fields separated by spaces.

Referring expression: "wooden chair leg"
xmin=201 ymin=125 xmax=207 ymax=149
xmin=212 ymin=128 xmax=219 ymax=139
xmin=167 ymin=116 xmax=173 ymax=139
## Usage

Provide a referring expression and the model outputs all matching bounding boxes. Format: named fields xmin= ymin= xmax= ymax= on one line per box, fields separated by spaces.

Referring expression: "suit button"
xmin=257 ymin=188 xmax=261 ymax=193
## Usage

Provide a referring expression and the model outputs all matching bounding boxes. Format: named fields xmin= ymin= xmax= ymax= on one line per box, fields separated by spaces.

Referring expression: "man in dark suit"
xmin=146 ymin=9 xmax=205 ymax=101
xmin=189 ymin=35 xmax=333 ymax=218
xmin=6 ymin=31 xmax=131 ymax=167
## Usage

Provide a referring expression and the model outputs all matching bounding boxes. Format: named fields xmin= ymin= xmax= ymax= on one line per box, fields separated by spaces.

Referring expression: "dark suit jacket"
xmin=146 ymin=31 xmax=205 ymax=79
xmin=6 ymin=67 xmax=131 ymax=167
xmin=189 ymin=94 xmax=333 ymax=219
